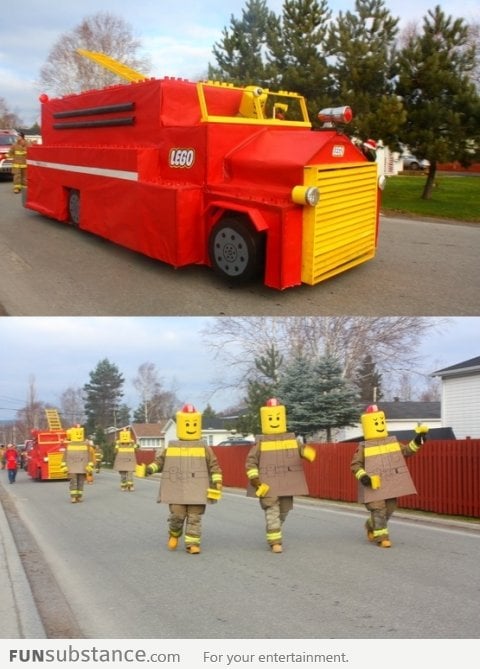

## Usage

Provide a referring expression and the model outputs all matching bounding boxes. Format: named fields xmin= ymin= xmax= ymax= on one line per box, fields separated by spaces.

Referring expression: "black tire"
xmin=68 ymin=189 xmax=81 ymax=226
xmin=208 ymin=217 xmax=265 ymax=282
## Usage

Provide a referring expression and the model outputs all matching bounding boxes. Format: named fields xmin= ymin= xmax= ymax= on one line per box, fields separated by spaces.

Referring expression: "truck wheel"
xmin=68 ymin=189 xmax=81 ymax=226
xmin=208 ymin=217 xmax=264 ymax=282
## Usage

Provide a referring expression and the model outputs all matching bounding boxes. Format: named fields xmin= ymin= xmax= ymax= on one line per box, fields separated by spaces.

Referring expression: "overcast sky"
xmin=2 ymin=0 xmax=479 ymax=126
xmin=0 ymin=316 xmax=478 ymax=423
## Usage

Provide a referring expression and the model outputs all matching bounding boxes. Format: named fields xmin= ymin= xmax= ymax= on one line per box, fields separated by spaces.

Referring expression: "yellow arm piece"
xmin=77 ymin=49 xmax=147 ymax=82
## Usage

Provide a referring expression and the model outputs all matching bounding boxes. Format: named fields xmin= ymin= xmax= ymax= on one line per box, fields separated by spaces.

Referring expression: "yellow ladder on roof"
xmin=77 ymin=49 xmax=148 ymax=82
xmin=45 ymin=409 xmax=62 ymax=431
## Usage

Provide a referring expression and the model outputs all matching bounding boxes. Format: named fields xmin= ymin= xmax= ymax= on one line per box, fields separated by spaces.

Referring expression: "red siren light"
xmin=39 ymin=93 xmax=49 ymax=103
xmin=317 ymin=106 xmax=353 ymax=125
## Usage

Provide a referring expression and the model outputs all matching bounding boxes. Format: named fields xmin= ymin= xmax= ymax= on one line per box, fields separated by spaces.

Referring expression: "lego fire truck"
xmin=25 ymin=409 xmax=68 ymax=481
xmin=25 ymin=51 xmax=384 ymax=290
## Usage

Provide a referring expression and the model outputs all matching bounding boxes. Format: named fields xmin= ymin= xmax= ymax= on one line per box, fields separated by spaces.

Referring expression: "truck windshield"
xmin=197 ymin=81 xmax=311 ymax=128
xmin=0 ymin=134 xmax=16 ymax=145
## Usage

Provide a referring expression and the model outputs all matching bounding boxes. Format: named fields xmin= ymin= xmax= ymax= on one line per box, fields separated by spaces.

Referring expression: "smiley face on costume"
xmin=260 ymin=398 xmax=287 ymax=435
xmin=361 ymin=405 xmax=389 ymax=440
xmin=119 ymin=429 xmax=133 ymax=443
xmin=176 ymin=404 xmax=202 ymax=440
xmin=67 ymin=425 xmax=85 ymax=441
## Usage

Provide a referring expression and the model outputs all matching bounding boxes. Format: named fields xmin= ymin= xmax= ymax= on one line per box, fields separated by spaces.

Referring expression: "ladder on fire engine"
xmin=77 ymin=49 xmax=148 ymax=82
xmin=45 ymin=409 xmax=62 ymax=431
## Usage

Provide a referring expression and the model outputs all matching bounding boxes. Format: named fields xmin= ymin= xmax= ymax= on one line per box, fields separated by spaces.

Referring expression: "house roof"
xmin=369 ymin=401 xmax=440 ymax=420
xmin=432 ymin=355 xmax=480 ymax=377
xmin=345 ymin=426 xmax=456 ymax=442
xmin=129 ymin=422 xmax=170 ymax=438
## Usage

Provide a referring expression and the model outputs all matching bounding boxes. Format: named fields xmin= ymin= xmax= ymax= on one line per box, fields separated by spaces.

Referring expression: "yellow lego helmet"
xmin=118 ymin=429 xmax=133 ymax=443
xmin=176 ymin=404 xmax=202 ymax=440
xmin=361 ymin=405 xmax=388 ymax=440
xmin=66 ymin=425 xmax=85 ymax=441
xmin=260 ymin=398 xmax=287 ymax=435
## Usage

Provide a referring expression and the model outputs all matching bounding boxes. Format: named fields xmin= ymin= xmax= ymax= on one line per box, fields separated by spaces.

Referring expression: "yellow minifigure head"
xmin=260 ymin=398 xmax=287 ymax=435
xmin=176 ymin=404 xmax=202 ymax=440
xmin=67 ymin=425 xmax=85 ymax=441
xmin=361 ymin=405 xmax=389 ymax=440
xmin=118 ymin=429 xmax=132 ymax=443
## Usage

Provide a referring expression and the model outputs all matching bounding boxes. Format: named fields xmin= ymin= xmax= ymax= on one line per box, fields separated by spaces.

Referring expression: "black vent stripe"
xmin=53 ymin=102 xmax=135 ymax=118
xmin=53 ymin=117 xmax=135 ymax=130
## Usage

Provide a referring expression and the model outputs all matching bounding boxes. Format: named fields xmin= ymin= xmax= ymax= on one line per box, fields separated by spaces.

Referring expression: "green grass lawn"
xmin=381 ymin=174 xmax=480 ymax=223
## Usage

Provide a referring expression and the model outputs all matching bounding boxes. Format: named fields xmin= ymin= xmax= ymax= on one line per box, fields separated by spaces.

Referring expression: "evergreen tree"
xmin=327 ymin=0 xmax=404 ymax=143
xmin=279 ymin=353 xmax=359 ymax=440
xmin=202 ymin=404 xmax=218 ymax=420
xmin=265 ymin=0 xmax=333 ymax=119
xmin=208 ymin=0 xmax=274 ymax=84
xmin=83 ymin=358 xmax=124 ymax=434
xmin=277 ymin=352 xmax=319 ymax=438
xmin=310 ymin=355 xmax=360 ymax=441
xmin=354 ymin=354 xmax=383 ymax=404
xmin=238 ymin=344 xmax=283 ymax=434
xmin=396 ymin=6 xmax=480 ymax=198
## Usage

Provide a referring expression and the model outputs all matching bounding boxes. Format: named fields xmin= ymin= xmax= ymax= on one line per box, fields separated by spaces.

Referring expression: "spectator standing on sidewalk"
xmin=4 ymin=444 xmax=19 ymax=483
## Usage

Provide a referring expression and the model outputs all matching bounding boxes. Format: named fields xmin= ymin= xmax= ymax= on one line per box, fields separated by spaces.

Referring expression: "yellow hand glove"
xmin=256 ymin=483 xmax=270 ymax=498
xmin=302 ymin=445 xmax=316 ymax=462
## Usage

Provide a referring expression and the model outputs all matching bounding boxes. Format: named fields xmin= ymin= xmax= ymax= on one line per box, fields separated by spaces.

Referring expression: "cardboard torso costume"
xmin=64 ymin=442 xmax=89 ymax=474
xmin=357 ymin=435 xmax=417 ymax=503
xmin=247 ymin=433 xmax=308 ymax=497
xmin=113 ymin=445 xmax=137 ymax=471
xmin=159 ymin=440 xmax=211 ymax=504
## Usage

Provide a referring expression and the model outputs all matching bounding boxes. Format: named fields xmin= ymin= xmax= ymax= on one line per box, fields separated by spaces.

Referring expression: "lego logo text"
xmin=169 ymin=148 xmax=195 ymax=168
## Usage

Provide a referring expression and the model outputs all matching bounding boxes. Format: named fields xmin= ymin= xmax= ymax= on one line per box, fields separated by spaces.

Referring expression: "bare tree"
xmin=133 ymin=362 xmax=162 ymax=422
xmin=201 ymin=316 xmax=444 ymax=402
xmin=59 ymin=387 xmax=85 ymax=425
xmin=0 ymin=97 xmax=23 ymax=128
xmin=39 ymin=12 xmax=151 ymax=96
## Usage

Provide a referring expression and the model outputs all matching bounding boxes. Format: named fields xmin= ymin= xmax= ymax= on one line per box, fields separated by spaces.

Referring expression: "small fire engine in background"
xmin=0 ymin=129 xmax=18 ymax=176
xmin=25 ymin=409 xmax=69 ymax=481
xmin=25 ymin=50 xmax=385 ymax=290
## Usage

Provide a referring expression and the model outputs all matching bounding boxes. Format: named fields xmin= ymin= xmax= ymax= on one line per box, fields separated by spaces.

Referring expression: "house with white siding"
xmin=432 ymin=356 xmax=480 ymax=439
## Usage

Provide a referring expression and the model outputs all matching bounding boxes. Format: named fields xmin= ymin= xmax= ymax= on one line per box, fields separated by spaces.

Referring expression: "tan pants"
xmin=168 ymin=504 xmax=205 ymax=547
xmin=259 ymin=495 xmax=293 ymax=545
xmin=365 ymin=498 xmax=397 ymax=541
xmin=13 ymin=166 xmax=27 ymax=191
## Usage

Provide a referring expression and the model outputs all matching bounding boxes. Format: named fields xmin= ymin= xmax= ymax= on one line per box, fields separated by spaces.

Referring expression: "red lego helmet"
xmin=181 ymin=404 xmax=197 ymax=413
xmin=265 ymin=398 xmax=282 ymax=407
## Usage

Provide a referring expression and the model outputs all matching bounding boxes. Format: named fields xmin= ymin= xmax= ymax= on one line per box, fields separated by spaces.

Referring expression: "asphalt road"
xmin=0 ymin=181 xmax=478 ymax=316
xmin=3 ymin=469 xmax=480 ymax=639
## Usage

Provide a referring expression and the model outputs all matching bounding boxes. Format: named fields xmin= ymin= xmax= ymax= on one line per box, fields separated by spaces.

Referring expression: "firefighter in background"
xmin=351 ymin=404 xmax=428 ymax=547
xmin=94 ymin=445 xmax=103 ymax=473
xmin=63 ymin=425 xmax=94 ymax=503
xmin=86 ymin=440 xmax=96 ymax=484
xmin=246 ymin=398 xmax=316 ymax=554
xmin=9 ymin=132 xmax=29 ymax=194
xmin=4 ymin=444 xmax=19 ymax=483
xmin=113 ymin=429 xmax=138 ymax=491
xmin=146 ymin=404 xmax=222 ymax=554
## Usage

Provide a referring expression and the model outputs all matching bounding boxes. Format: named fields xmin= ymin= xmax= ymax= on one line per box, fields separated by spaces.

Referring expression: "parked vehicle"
xmin=402 ymin=153 xmax=430 ymax=171
xmin=0 ymin=129 xmax=18 ymax=176
xmin=216 ymin=438 xmax=255 ymax=447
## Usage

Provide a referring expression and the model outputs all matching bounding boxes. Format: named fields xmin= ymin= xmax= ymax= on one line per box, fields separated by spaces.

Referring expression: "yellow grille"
xmin=48 ymin=452 xmax=68 ymax=479
xmin=301 ymin=162 xmax=378 ymax=285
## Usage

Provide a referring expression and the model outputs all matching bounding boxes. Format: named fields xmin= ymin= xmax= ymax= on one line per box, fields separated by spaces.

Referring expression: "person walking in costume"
xmin=146 ymin=404 xmax=222 ymax=554
xmin=113 ymin=428 xmax=138 ymax=491
xmin=63 ymin=426 xmax=94 ymax=503
xmin=351 ymin=404 xmax=428 ymax=547
xmin=245 ymin=398 xmax=316 ymax=553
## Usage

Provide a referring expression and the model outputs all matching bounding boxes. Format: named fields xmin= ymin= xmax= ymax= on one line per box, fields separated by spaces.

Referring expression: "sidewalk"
xmin=0 ymin=476 xmax=46 ymax=638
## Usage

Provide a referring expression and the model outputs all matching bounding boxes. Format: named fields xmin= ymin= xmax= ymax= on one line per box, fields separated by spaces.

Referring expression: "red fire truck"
xmin=0 ymin=129 xmax=18 ymax=176
xmin=25 ymin=52 xmax=384 ymax=290
xmin=25 ymin=409 xmax=68 ymax=481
